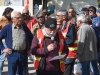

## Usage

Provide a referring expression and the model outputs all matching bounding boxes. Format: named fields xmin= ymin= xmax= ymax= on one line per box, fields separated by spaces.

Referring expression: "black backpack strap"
xmin=44 ymin=39 xmax=48 ymax=56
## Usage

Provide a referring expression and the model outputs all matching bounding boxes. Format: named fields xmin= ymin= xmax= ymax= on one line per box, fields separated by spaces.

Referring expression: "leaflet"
xmin=49 ymin=54 xmax=66 ymax=61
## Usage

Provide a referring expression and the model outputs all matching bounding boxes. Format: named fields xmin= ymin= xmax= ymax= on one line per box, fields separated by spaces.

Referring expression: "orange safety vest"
xmin=62 ymin=21 xmax=71 ymax=38
xmin=62 ymin=21 xmax=78 ymax=58
xmin=34 ymin=29 xmax=65 ymax=72
xmin=67 ymin=35 xmax=78 ymax=58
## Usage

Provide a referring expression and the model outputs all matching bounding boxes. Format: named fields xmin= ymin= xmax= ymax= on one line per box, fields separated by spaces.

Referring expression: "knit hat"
xmin=81 ymin=7 xmax=89 ymax=11
xmin=45 ymin=18 xmax=57 ymax=29
xmin=77 ymin=11 xmax=85 ymax=15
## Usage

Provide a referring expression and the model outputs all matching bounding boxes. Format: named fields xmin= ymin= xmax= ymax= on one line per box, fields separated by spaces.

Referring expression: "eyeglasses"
xmin=37 ymin=16 xmax=44 ymax=19
xmin=14 ymin=17 xmax=22 ymax=19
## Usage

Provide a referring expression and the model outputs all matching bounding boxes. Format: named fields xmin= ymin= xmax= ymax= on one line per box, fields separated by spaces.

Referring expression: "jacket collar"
xmin=78 ymin=23 xmax=87 ymax=30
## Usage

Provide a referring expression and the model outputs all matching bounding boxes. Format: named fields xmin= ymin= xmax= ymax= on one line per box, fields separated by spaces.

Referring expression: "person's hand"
xmin=3 ymin=48 xmax=12 ymax=54
xmin=47 ymin=44 xmax=55 ymax=52
xmin=27 ymin=50 xmax=31 ymax=56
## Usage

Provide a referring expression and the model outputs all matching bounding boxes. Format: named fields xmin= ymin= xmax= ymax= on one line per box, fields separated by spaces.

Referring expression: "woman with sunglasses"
xmin=31 ymin=12 xmax=45 ymax=36
xmin=88 ymin=6 xmax=97 ymax=19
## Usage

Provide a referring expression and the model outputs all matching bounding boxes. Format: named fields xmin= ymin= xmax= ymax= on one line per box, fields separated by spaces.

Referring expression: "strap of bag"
xmin=44 ymin=39 xmax=48 ymax=56
xmin=38 ymin=39 xmax=48 ymax=72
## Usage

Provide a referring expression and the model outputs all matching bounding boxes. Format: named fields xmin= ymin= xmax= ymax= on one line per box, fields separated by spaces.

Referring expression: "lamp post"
xmin=42 ymin=0 xmax=47 ymax=9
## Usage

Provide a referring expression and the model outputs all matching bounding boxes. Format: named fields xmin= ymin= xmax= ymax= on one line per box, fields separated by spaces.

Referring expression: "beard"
xmin=42 ymin=28 xmax=57 ymax=37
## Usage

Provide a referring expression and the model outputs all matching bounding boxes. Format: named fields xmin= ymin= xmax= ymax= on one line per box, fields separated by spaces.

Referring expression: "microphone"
xmin=51 ymin=37 xmax=54 ymax=43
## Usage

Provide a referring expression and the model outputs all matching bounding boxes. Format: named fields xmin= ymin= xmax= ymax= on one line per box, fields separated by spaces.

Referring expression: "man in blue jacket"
xmin=0 ymin=10 xmax=33 ymax=75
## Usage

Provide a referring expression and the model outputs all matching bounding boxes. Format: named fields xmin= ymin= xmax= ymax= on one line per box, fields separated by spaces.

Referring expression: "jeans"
xmin=7 ymin=51 xmax=27 ymax=75
xmin=98 ymin=52 xmax=100 ymax=74
xmin=64 ymin=58 xmax=75 ymax=75
xmin=79 ymin=61 xmax=90 ymax=75
xmin=63 ymin=62 xmax=75 ymax=75
xmin=0 ymin=42 xmax=7 ymax=75
xmin=98 ymin=52 xmax=100 ymax=65
xmin=90 ymin=60 xmax=100 ymax=75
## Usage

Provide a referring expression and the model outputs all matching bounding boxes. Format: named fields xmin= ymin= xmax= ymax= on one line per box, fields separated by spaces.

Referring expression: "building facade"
xmin=0 ymin=0 xmax=50 ymax=16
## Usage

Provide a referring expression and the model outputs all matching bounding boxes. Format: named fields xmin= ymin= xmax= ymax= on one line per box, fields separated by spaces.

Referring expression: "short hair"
xmin=22 ymin=8 xmax=29 ymax=14
xmin=57 ymin=9 xmax=68 ymax=16
xmin=2 ymin=7 xmax=14 ymax=16
xmin=88 ymin=6 xmax=97 ymax=13
xmin=86 ymin=15 xmax=92 ymax=25
xmin=77 ymin=14 xmax=87 ymax=23
xmin=81 ymin=7 xmax=89 ymax=11
xmin=11 ymin=10 xmax=21 ymax=18
xmin=68 ymin=7 xmax=76 ymax=13
xmin=36 ymin=12 xmax=45 ymax=18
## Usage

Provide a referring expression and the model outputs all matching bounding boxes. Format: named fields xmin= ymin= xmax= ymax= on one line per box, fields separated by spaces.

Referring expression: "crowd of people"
xmin=0 ymin=5 xmax=100 ymax=75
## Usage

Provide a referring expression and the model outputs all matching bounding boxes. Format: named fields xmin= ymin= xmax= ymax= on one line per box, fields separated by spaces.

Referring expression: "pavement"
xmin=2 ymin=58 xmax=36 ymax=75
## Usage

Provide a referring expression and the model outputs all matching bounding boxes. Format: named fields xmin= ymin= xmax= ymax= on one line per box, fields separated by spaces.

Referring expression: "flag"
xmin=24 ymin=0 xmax=29 ymax=9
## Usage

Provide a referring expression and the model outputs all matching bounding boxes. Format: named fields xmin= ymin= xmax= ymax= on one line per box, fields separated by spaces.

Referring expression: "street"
xmin=2 ymin=58 xmax=36 ymax=75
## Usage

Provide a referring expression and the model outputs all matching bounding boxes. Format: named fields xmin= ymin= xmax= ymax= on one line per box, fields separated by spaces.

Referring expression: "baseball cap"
xmin=45 ymin=18 xmax=57 ymax=29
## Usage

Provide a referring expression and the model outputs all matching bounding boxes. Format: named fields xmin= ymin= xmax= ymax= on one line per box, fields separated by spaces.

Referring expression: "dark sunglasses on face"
xmin=23 ymin=12 xmax=29 ymax=15
xmin=37 ymin=16 xmax=44 ymax=19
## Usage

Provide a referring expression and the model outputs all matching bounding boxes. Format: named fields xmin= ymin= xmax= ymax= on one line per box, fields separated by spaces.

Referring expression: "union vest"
xmin=61 ymin=21 xmax=78 ymax=58
xmin=67 ymin=35 xmax=78 ymax=58
xmin=34 ymin=29 xmax=65 ymax=72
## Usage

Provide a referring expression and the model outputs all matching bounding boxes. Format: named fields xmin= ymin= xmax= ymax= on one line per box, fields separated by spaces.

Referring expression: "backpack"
xmin=47 ymin=5 xmax=55 ymax=14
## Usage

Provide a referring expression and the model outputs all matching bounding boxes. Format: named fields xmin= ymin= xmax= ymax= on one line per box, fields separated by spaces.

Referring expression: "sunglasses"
xmin=37 ymin=16 xmax=44 ymax=19
xmin=23 ymin=12 xmax=29 ymax=15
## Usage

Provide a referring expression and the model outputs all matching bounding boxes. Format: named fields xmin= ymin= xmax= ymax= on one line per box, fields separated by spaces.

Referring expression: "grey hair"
xmin=36 ymin=12 xmax=45 ymax=17
xmin=57 ymin=9 xmax=68 ymax=16
xmin=11 ymin=10 xmax=21 ymax=18
xmin=77 ymin=14 xmax=87 ymax=23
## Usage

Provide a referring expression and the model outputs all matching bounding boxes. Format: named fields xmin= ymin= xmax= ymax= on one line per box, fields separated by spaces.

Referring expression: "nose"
xmin=57 ymin=25 xmax=60 ymax=29
xmin=19 ymin=18 xmax=22 ymax=20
